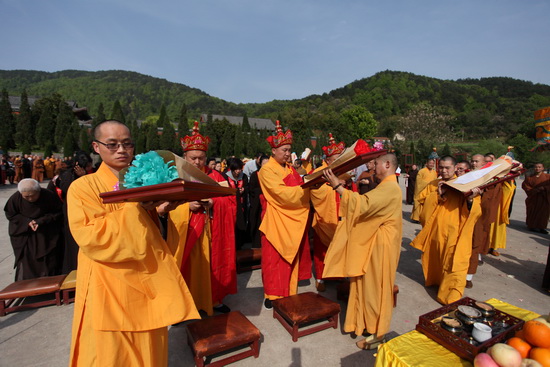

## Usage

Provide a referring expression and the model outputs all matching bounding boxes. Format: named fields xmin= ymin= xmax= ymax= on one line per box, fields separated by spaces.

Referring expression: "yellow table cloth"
xmin=374 ymin=299 xmax=540 ymax=367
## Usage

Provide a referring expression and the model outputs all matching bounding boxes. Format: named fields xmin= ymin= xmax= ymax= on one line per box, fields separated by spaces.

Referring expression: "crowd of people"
xmin=2 ymin=120 xmax=549 ymax=366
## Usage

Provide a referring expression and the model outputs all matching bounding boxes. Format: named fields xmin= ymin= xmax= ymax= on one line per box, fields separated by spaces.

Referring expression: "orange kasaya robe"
xmin=522 ymin=172 xmax=550 ymax=230
xmin=258 ymin=157 xmax=311 ymax=300
xmin=411 ymin=167 xmax=437 ymax=222
xmin=323 ymin=175 xmax=402 ymax=338
xmin=411 ymin=180 xmax=482 ymax=305
xmin=171 ymin=168 xmax=237 ymax=315
xmin=309 ymin=162 xmax=340 ymax=280
xmin=67 ymin=163 xmax=199 ymax=367
xmin=489 ymin=180 xmax=515 ymax=250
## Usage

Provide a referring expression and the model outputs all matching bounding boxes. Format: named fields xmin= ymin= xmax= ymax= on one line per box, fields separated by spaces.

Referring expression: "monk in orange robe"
xmin=67 ymin=120 xmax=199 ymax=366
xmin=522 ymin=162 xmax=550 ymax=233
xmin=322 ymin=153 xmax=402 ymax=350
xmin=309 ymin=133 xmax=346 ymax=292
xmin=411 ymin=156 xmax=482 ymax=305
xmin=171 ymin=121 xmax=237 ymax=316
xmin=258 ymin=121 xmax=311 ymax=309
xmin=411 ymin=158 xmax=437 ymax=222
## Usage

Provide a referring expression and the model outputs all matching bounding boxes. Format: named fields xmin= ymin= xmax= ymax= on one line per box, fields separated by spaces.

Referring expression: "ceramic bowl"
xmin=472 ymin=322 xmax=493 ymax=343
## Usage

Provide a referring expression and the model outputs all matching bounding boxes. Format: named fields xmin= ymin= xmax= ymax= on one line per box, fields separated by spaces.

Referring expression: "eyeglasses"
xmin=94 ymin=140 xmax=135 ymax=151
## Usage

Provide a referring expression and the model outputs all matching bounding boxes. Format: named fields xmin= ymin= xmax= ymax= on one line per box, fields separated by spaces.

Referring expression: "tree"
xmin=111 ymin=100 xmax=126 ymax=123
xmin=0 ymin=89 xmax=15 ymax=149
xmin=15 ymin=90 xmax=34 ymax=149
xmin=241 ymin=111 xmax=251 ymax=132
xmin=55 ymin=101 xmax=77 ymax=149
xmin=145 ymin=124 xmax=159 ymax=151
xmin=340 ymin=105 xmax=378 ymax=140
xmin=233 ymin=124 xmax=244 ymax=158
xmin=93 ymin=102 xmax=106 ymax=127
xmin=159 ymin=122 xmax=177 ymax=152
xmin=79 ymin=128 xmax=91 ymax=153
xmin=399 ymin=103 xmax=454 ymax=143
xmin=441 ymin=143 xmax=452 ymax=156
xmin=35 ymin=101 xmax=56 ymax=148
xmin=63 ymin=132 xmax=76 ymax=158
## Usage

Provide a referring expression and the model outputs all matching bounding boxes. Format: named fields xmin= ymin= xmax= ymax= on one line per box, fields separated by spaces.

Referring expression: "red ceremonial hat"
xmin=266 ymin=120 xmax=293 ymax=148
xmin=180 ymin=121 xmax=211 ymax=152
xmin=322 ymin=133 xmax=346 ymax=157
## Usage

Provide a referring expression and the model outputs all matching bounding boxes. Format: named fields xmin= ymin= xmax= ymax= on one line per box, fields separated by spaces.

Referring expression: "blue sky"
xmin=1 ymin=0 xmax=549 ymax=103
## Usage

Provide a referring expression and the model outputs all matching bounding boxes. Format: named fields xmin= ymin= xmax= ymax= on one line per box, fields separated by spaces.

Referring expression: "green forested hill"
xmin=1 ymin=69 xmax=549 ymax=163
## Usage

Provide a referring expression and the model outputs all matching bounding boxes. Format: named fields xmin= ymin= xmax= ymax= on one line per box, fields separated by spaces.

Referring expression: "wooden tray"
xmin=415 ymin=297 xmax=524 ymax=361
xmin=100 ymin=179 xmax=236 ymax=204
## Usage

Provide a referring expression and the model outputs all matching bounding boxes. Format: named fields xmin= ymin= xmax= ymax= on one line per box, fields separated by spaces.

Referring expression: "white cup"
xmin=472 ymin=322 xmax=492 ymax=343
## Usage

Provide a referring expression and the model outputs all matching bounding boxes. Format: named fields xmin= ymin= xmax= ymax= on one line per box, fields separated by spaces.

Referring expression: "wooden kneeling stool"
xmin=60 ymin=270 xmax=77 ymax=305
xmin=0 ymin=275 xmax=66 ymax=316
xmin=186 ymin=311 xmax=261 ymax=367
xmin=337 ymin=282 xmax=399 ymax=308
xmin=236 ymin=248 xmax=261 ymax=273
xmin=272 ymin=292 xmax=341 ymax=342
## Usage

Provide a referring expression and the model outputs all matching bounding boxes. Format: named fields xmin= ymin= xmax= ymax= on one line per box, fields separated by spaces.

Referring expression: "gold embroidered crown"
xmin=266 ymin=120 xmax=293 ymax=148
xmin=180 ymin=121 xmax=211 ymax=152
xmin=322 ymin=133 xmax=346 ymax=157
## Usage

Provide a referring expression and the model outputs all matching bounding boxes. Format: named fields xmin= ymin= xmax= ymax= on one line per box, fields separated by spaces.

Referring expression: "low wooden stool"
xmin=60 ymin=270 xmax=77 ymax=305
xmin=0 ymin=275 xmax=66 ymax=316
xmin=337 ymin=282 xmax=399 ymax=308
xmin=236 ymin=248 xmax=261 ymax=273
xmin=186 ymin=311 xmax=261 ymax=367
xmin=272 ymin=292 xmax=340 ymax=342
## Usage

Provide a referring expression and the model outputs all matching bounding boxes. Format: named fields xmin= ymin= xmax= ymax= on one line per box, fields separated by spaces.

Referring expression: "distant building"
xmin=8 ymin=96 xmax=93 ymax=126
xmin=200 ymin=114 xmax=275 ymax=130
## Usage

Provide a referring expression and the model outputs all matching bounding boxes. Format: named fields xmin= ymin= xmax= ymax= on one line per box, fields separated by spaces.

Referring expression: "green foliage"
xmin=340 ymin=105 xmax=378 ymax=140
xmin=441 ymin=143 xmax=452 ymax=156
xmin=15 ymin=90 xmax=34 ymax=148
xmin=93 ymin=102 xmax=106 ymax=127
xmin=79 ymin=128 xmax=91 ymax=153
xmin=472 ymin=139 xmax=508 ymax=157
xmin=63 ymin=132 xmax=76 ymax=157
xmin=242 ymin=111 xmax=251 ymax=132
xmin=55 ymin=101 xmax=77 ymax=149
xmin=145 ymin=124 xmax=160 ymax=151
xmin=0 ymin=89 xmax=15 ymax=148
xmin=111 ymin=100 xmax=126 ymax=123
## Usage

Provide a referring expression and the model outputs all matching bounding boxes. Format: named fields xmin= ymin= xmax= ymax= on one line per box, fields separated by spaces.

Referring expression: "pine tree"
xmin=111 ymin=100 xmax=126 ymax=124
xmin=79 ymin=128 xmax=91 ymax=153
xmin=157 ymin=104 xmax=168 ymax=127
xmin=35 ymin=101 xmax=56 ymax=149
xmin=146 ymin=124 xmax=159 ymax=151
xmin=159 ymin=122 xmax=176 ymax=151
xmin=93 ymin=103 xmax=106 ymax=127
xmin=177 ymin=103 xmax=189 ymax=137
xmin=233 ymin=124 xmax=244 ymax=158
xmin=241 ymin=111 xmax=251 ymax=132
xmin=63 ymin=132 xmax=76 ymax=158
xmin=15 ymin=90 xmax=34 ymax=149
xmin=0 ymin=89 xmax=15 ymax=149
xmin=135 ymin=124 xmax=146 ymax=154
xmin=55 ymin=101 xmax=77 ymax=149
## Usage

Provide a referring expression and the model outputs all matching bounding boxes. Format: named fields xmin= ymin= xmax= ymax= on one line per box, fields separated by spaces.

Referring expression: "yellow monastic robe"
xmin=411 ymin=183 xmax=482 ymax=305
xmin=67 ymin=163 xmax=199 ymax=366
xmin=310 ymin=162 xmax=339 ymax=246
xmin=416 ymin=179 xmax=439 ymax=227
xmin=411 ymin=167 xmax=437 ymax=221
xmin=489 ymin=180 xmax=515 ymax=250
xmin=323 ymin=175 xmax=402 ymax=337
xmin=171 ymin=203 xmax=214 ymax=315
xmin=259 ymin=157 xmax=310 ymax=298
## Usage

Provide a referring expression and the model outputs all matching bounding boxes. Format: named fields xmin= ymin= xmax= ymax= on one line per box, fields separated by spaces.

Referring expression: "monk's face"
xmin=325 ymin=153 xmax=340 ymax=166
xmin=534 ymin=163 xmax=545 ymax=174
xmin=22 ymin=190 xmax=40 ymax=203
xmin=184 ymin=150 xmax=207 ymax=169
xmin=271 ymin=145 xmax=291 ymax=165
xmin=455 ymin=163 xmax=469 ymax=177
xmin=484 ymin=155 xmax=494 ymax=163
xmin=470 ymin=155 xmax=484 ymax=170
xmin=426 ymin=160 xmax=435 ymax=170
xmin=438 ymin=159 xmax=455 ymax=181
xmin=92 ymin=123 xmax=134 ymax=172
xmin=207 ymin=160 xmax=217 ymax=170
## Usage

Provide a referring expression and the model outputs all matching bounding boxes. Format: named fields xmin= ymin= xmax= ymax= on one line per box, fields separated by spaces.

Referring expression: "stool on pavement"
xmin=186 ymin=311 xmax=261 ymax=367
xmin=0 ymin=275 xmax=66 ymax=316
xmin=272 ymin=292 xmax=340 ymax=342
xmin=60 ymin=270 xmax=77 ymax=305
xmin=236 ymin=248 xmax=261 ymax=273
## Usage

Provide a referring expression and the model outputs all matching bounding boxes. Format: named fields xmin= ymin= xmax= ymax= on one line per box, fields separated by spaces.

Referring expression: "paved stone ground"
xmin=0 ymin=178 xmax=548 ymax=367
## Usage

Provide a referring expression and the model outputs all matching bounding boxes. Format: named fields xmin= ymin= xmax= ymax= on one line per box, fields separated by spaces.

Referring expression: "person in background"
xmin=410 ymin=158 xmax=437 ymax=223
xmin=226 ymin=158 xmax=249 ymax=249
xmin=247 ymin=155 xmax=269 ymax=248
xmin=405 ymin=164 xmax=418 ymax=205
xmin=522 ymin=162 xmax=550 ymax=234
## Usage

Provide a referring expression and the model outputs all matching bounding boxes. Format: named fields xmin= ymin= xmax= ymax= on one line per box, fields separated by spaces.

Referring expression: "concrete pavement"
xmin=0 ymin=178 xmax=548 ymax=367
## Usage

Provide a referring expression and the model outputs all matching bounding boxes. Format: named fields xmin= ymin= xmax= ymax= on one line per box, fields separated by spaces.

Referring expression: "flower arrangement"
xmin=123 ymin=151 xmax=179 ymax=188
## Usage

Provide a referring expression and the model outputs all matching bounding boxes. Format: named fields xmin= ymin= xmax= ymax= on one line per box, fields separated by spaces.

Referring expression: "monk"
xmin=258 ymin=120 xmax=311 ymax=309
xmin=31 ymin=156 xmax=45 ymax=182
xmin=522 ymin=162 xmax=550 ymax=234
xmin=405 ymin=164 xmax=418 ymax=204
xmin=67 ymin=120 xmax=199 ymax=366
xmin=322 ymin=153 xmax=402 ymax=350
xmin=4 ymin=178 xmax=63 ymax=280
xmin=411 ymin=158 xmax=437 ymax=223
xmin=309 ymin=133 xmax=346 ymax=292
xmin=411 ymin=156 xmax=482 ymax=305
xmin=171 ymin=121 xmax=237 ymax=316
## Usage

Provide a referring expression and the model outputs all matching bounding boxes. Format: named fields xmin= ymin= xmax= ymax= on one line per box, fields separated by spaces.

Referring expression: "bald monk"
xmin=522 ymin=162 xmax=550 ymax=234
xmin=322 ymin=153 xmax=402 ymax=350
xmin=411 ymin=158 xmax=437 ymax=223
xmin=309 ymin=133 xmax=346 ymax=291
xmin=411 ymin=156 xmax=482 ymax=305
xmin=258 ymin=121 xmax=311 ymax=309
xmin=67 ymin=120 xmax=199 ymax=366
